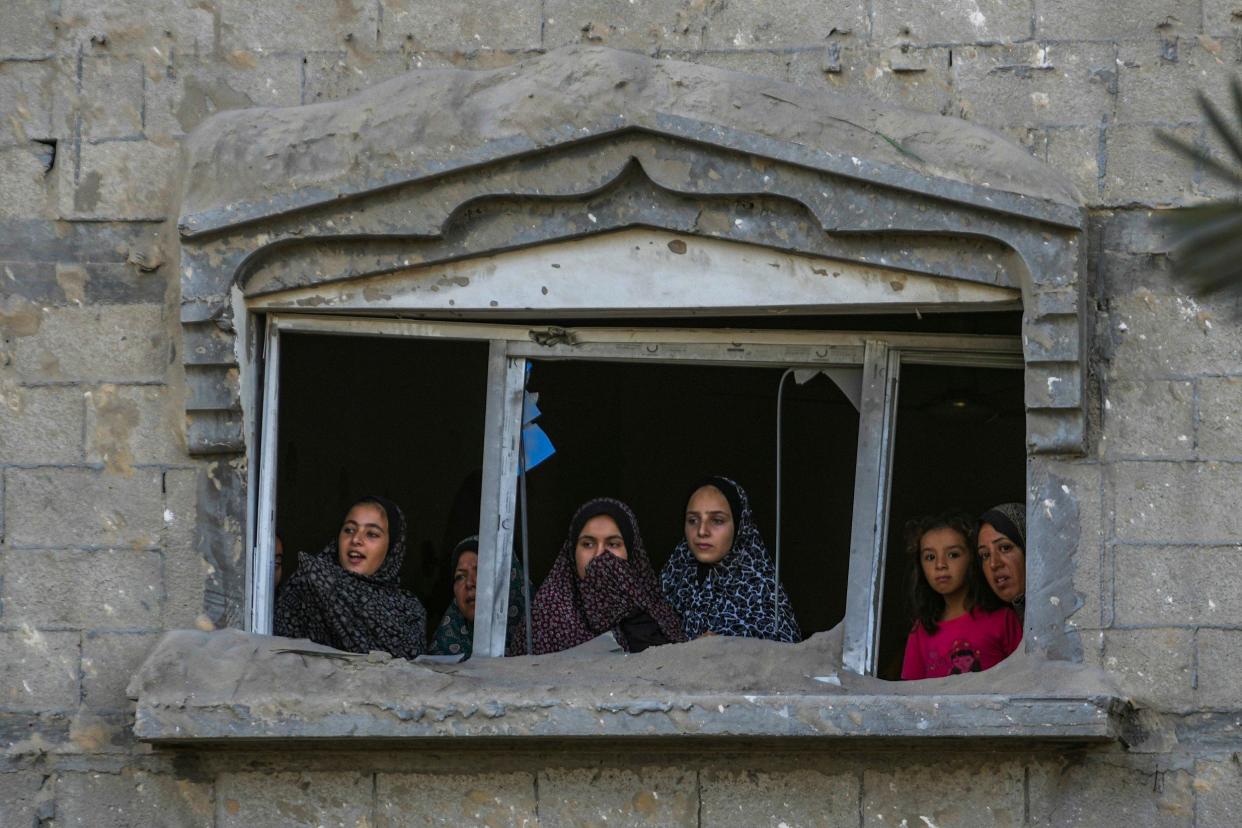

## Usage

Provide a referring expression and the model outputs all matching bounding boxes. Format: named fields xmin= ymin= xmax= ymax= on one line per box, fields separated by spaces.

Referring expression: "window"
xmin=246 ymin=247 xmax=1023 ymax=677
xmin=154 ymin=47 xmax=1109 ymax=747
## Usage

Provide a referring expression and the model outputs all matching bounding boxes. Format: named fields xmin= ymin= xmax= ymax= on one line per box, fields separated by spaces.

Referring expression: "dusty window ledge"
xmin=129 ymin=629 xmax=1126 ymax=744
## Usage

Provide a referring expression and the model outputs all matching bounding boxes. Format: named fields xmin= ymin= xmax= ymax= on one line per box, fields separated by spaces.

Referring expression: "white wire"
xmin=774 ymin=367 xmax=796 ymax=637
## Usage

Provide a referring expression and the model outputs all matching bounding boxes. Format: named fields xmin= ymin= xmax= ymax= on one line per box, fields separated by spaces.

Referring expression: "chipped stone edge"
xmin=132 ymin=694 xmax=1125 ymax=743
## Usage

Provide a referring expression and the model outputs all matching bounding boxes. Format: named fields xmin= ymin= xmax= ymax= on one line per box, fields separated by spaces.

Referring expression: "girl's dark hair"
xmin=905 ymin=511 xmax=992 ymax=634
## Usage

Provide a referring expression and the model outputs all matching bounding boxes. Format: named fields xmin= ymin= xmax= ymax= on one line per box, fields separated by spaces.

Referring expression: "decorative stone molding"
xmin=178 ymin=46 xmax=1087 ymax=459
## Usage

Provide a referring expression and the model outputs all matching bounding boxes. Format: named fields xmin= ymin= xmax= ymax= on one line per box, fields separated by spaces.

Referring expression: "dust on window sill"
xmin=129 ymin=628 xmax=1126 ymax=744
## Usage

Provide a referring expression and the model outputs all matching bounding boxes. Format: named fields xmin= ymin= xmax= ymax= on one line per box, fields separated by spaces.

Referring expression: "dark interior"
xmin=874 ymin=363 xmax=1027 ymax=680
xmin=521 ymin=358 xmax=859 ymax=638
xmin=275 ymin=333 xmax=491 ymax=622
xmin=275 ymin=321 xmax=1023 ymax=662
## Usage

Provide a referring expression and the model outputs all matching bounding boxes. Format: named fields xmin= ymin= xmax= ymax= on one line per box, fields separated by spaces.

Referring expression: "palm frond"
xmin=1231 ymin=75 xmax=1242 ymax=133
xmin=1200 ymin=84 xmax=1242 ymax=169
xmin=1156 ymin=130 xmax=1242 ymax=186
xmin=1167 ymin=210 xmax=1242 ymax=294
xmin=1156 ymin=75 xmax=1242 ymax=305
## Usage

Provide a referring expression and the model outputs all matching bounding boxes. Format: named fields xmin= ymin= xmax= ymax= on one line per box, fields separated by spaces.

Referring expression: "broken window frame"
xmin=247 ymin=312 xmax=1021 ymax=675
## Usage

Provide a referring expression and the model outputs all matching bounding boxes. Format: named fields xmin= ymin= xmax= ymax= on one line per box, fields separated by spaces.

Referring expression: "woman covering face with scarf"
xmin=531 ymin=498 xmax=687 ymax=655
xmin=660 ymin=476 xmax=801 ymax=643
xmin=275 ymin=495 xmax=427 ymax=660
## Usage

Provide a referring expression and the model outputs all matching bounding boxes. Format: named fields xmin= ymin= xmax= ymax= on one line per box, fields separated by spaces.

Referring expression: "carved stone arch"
xmin=179 ymin=52 xmax=1085 ymax=457
xmin=237 ymin=154 xmax=1027 ymax=299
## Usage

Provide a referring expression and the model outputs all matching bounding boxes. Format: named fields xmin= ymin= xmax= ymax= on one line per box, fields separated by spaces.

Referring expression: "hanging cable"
xmin=774 ymin=367 xmax=796 ymax=638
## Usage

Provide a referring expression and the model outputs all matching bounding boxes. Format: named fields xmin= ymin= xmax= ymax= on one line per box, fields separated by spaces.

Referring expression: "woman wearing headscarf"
xmin=274 ymin=495 xmax=427 ymax=660
xmin=660 ymin=476 xmax=801 ymax=643
xmin=531 ymin=497 xmax=687 ymax=655
xmin=428 ymin=536 xmax=527 ymax=658
xmin=977 ymin=502 xmax=1027 ymax=621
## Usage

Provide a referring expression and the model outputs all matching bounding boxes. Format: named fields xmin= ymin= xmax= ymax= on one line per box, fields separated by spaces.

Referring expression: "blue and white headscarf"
xmin=660 ymin=476 xmax=801 ymax=643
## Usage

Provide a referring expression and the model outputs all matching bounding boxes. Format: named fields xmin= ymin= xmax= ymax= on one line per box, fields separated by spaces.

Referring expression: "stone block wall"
xmin=3 ymin=0 xmax=1242 ymax=825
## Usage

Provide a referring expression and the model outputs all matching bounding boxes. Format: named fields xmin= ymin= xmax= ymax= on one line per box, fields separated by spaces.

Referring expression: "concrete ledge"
xmin=130 ymin=630 xmax=1125 ymax=745
xmin=134 ymin=695 xmax=1123 ymax=744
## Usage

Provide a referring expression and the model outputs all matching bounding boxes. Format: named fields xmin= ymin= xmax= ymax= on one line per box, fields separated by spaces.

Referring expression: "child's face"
xmin=919 ymin=526 xmax=971 ymax=598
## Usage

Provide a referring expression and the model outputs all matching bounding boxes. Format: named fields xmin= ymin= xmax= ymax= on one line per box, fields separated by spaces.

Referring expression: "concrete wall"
xmin=3 ymin=1 xmax=1242 ymax=825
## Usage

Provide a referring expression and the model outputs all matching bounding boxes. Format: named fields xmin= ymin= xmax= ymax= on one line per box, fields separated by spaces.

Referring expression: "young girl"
xmin=660 ymin=476 xmax=801 ymax=643
xmin=275 ymin=495 xmax=427 ymax=660
xmin=531 ymin=498 xmax=686 ymax=655
xmin=900 ymin=512 xmax=1021 ymax=680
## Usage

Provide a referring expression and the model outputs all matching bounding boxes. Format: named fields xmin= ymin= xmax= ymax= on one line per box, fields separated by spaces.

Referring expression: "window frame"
xmin=248 ymin=312 xmax=1021 ymax=674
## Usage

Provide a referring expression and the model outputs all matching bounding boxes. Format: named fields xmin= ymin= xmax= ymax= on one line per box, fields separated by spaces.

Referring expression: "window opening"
xmin=516 ymin=358 xmax=859 ymax=639
xmin=273 ymin=333 xmax=490 ymax=627
xmin=249 ymin=313 xmax=1024 ymax=674
xmin=874 ymin=362 xmax=1026 ymax=680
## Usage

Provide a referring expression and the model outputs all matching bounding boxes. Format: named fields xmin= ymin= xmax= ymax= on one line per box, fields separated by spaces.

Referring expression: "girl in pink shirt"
xmin=900 ymin=512 xmax=1022 ymax=681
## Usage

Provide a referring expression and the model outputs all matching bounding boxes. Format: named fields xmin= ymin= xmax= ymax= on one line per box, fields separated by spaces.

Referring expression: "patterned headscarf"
xmin=428 ymin=536 xmax=528 ymax=658
xmin=660 ymin=476 xmax=801 ymax=643
xmin=531 ymin=498 xmax=687 ymax=655
xmin=978 ymin=502 xmax=1026 ymax=551
xmin=274 ymin=495 xmax=427 ymax=660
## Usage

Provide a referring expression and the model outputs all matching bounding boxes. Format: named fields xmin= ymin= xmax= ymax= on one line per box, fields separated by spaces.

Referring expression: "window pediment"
xmin=178 ymin=48 xmax=1086 ymax=459
xmin=180 ymin=46 xmax=1080 ymax=238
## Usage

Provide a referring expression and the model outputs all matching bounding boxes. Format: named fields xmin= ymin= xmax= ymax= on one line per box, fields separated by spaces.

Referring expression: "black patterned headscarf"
xmin=660 ymin=476 xmax=801 ymax=642
xmin=531 ymin=498 xmax=687 ymax=655
xmin=275 ymin=495 xmax=427 ymax=660
xmin=978 ymin=502 xmax=1026 ymax=551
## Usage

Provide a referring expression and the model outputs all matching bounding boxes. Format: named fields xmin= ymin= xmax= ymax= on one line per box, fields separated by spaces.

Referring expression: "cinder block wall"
xmin=3 ymin=1 xmax=1242 ymax=825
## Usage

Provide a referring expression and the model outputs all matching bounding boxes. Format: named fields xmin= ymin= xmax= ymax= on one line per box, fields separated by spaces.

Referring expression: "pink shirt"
xmin=901 ymin=606 xmax=1022 ymax=680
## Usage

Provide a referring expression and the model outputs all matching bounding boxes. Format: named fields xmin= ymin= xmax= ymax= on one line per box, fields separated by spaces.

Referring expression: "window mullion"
xmin=474 ymin=342 xmax=525 ymax=657
xmin=841 ymin=341 xmax=901 ymax=675
xmin=249 ymin=319 xmax=281 ymax=635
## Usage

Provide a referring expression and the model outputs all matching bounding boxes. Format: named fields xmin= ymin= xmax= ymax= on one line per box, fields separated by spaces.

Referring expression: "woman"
xmin=275 ymin=495 xmax=427 ymax=660
xmin=530 ymin=497 xmax=686 ymax=655
xmin=660 ymin=476 xmax=801 ymax=642
xmin=900 ymin=512 xmax=1021 ymax=680
xmin=977 ymin=502 xmax=1027 ymax=620
xmin=428 ymin=536 xmax=527 ymax=657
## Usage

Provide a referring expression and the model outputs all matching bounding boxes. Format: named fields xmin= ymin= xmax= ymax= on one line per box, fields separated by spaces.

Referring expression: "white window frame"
xmin=247 ymin=312 xmax=1021 ymax=675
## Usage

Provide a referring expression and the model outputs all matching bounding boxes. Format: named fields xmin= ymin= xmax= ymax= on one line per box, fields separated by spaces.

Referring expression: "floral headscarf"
xmin=531 ymin=498 xmax=686 ymax=655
